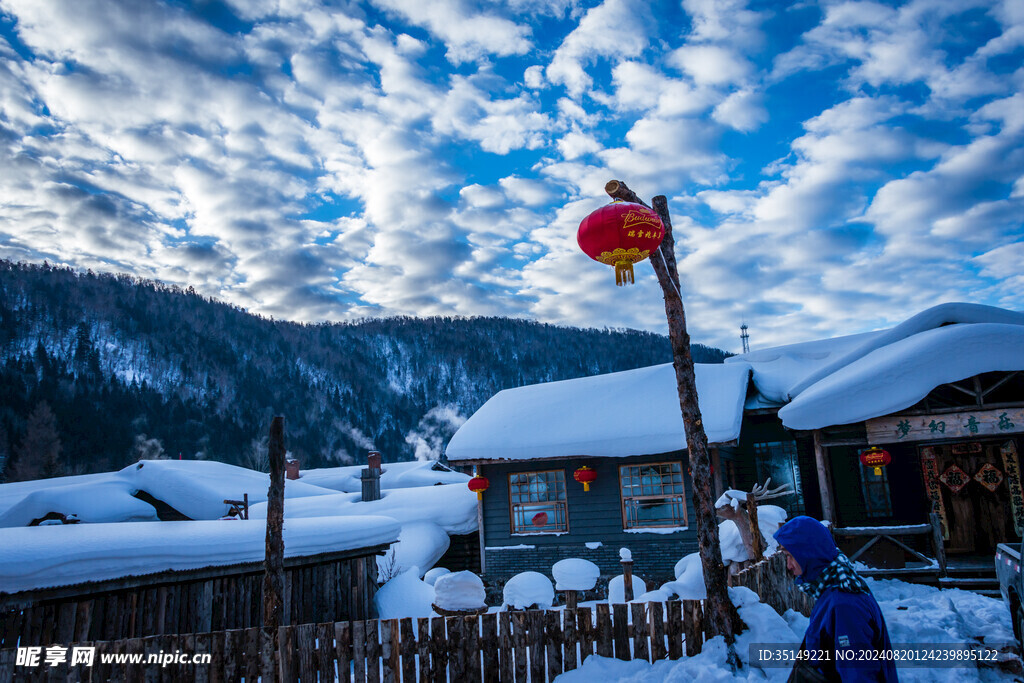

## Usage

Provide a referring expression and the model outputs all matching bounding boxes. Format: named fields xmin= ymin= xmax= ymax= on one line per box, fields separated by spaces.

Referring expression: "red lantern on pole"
xmin=574 ymin=466 xmax=597 ymax=492
xmin=577 ymin=200 xmax=665 ymax=285
xmin=468 ymin=476 xmax=489 ymax=501
xmin=859 ymin=447 xmax=891 ymax=476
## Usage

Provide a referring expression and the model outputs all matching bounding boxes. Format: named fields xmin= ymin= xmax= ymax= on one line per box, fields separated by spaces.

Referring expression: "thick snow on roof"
xmin=247 ymin=483 xmax=478 ymax=535
xmin=298 ymin=460 xmax=468 ymax=492
xmin=0 ymin=460 xmax=339 ymax=527
xmin=0 ymin=516 xmax=400 ymax=594
xmin=779 ymin=322 xmax=1024 ymax=429
xmin=446 ymin=362 xmax=750 ymax=461
xmin=731 ymin=302 xmax=1024 ymax=429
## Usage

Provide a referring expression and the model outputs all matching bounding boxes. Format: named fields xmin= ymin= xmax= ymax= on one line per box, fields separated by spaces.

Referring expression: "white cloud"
xmin=670 ymin=45 xmax=751 ymax=87
xmin=546 ymin=0 xmax=652 ymax=98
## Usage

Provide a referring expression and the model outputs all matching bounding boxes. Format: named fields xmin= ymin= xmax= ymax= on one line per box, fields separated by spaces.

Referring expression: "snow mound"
xmin=423 ymin=567 xmax=450 ymax=586
xmin=378 ymin=521 xmax=450 ymax=579
xmin=503 ymin=571 xmax=555 ymax=609
xmin=299 ymin=460 xmax=468 ymax=493
xmin=608 ymin=575 xmax=646 ymax=603
xmin=374 ymin=567 xmax=435 ymax=620
xmin=552 ymin=558 xmax=600 ymax=591
xmin=433 ymin=571 xmax=486 ymax=611
xmin=0 ymin=480 xmax=159 ymax=527
xmin=666 ymin=554 xmax=706 ymax=600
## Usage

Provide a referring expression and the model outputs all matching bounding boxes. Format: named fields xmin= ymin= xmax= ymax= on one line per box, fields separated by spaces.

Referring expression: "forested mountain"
xmin=0 ymin=261 xmax=729 ymax=480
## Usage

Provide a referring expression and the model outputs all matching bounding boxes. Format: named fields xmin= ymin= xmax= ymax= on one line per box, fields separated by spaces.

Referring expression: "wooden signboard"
xmin=1001 ymin=440 xmax=1024 ymax=537
xmin=919 ymin=447 xmax=949 ymax=540
xmin=867 ymin=407 xmax=1024 ymax=445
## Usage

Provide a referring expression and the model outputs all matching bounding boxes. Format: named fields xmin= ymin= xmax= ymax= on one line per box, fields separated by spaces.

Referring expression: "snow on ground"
xmin=0 ymin=459 xmax=338 ymax=527
xmin=554 ymin=580 xmax=1021 ymax=682
xmin=0 ymin=516 xmax=401 ymax=593
xmin=297 ymin=459 xmax=468 ymax=492
xmin=503 ymin=571 xmax=555 ymax=609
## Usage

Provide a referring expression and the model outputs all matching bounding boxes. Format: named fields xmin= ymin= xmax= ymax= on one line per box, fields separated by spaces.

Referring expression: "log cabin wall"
xmin=479 ymin=453 xmax=700 ymax=583
xmin=0 ymin=544 xmax=387 ymax=647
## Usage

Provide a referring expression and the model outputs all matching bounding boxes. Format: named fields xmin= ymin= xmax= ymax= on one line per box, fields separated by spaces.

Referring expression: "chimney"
xmin=285 ymin=457 xmax=300 ymax=480
xmin=361 ymin=451 xmax=382 ymax=502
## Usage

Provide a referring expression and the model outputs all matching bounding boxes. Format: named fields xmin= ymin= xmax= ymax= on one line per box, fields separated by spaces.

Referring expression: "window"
xmin=754 ymin=441 xmax=805 ymax=514
xmin=619 ymin=462 xmax=688 ymax=529
xmin=860 ymin=463 xmax=893 ymax=518
xmin=509 ymin=470 xmax=568 ymax=534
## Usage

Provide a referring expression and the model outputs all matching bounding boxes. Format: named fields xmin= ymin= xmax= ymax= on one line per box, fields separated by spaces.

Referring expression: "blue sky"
xmin=0 ymin=0 xmax=1021 ymax=352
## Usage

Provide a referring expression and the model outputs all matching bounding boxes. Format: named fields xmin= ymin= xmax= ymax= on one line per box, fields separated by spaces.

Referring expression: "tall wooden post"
xmin=605 ymin=181 xmax=742 ymax=661
xmin=263 ymin=416 xmax=286 ymax=631
xmin=812 ymin=429 xmax=835 ymax=524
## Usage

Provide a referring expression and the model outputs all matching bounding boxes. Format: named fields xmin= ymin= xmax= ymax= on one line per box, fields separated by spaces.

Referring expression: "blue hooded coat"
xmin=774 ymin=516 xmax=897 ymax=682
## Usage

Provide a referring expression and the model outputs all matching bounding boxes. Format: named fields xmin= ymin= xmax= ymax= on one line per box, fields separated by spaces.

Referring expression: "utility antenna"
xmin=740 ymin=323 xmax=750 ymax=354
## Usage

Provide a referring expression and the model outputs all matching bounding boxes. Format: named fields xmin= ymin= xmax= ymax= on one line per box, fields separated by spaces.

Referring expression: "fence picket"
xmin=335 ymin=621 xmax=352 ymax=683
xmin=245 ymin=626 xmax=261 ymax=682
xmin=417 ymin=618 xmax=431 ymax=683
xmin=429 ymin=616 xmax=446 ymax=683
xmin=401 ymin=617 xmax=416 ymax=683
xmin=297 ymin=622 xmax=317 ymax=681
xmin=448 ymin=617 xmax=465 ymax=682
xmin=666 ymin=601 xmax=682 ymax=659
xmin=576 ymin=606 xmax=592 ymax=662
xmin=365 ymin=619 xmax=381 ymax=683
xmin=648 ymin=602 xmax=666 ymax=661
xmin=497 ymin=611 xmax=512 ymax=683
xmin=480 ymin=613 xmax=498 ymax=683
xmin=380 ymin=619 xmax=397 ymax=683
xmin=595 ymin=604 xmax=612 ymax=658
xmin=527 ymin=610 xmax=545 ymax=683
xmin=511 ymin=611 xmax=528 ymax=683
xmin=544 ymin=610 xmax=562 ymax=680
xmin=278 ymin=626 xmax=297 ymax=682
xmin=353 ymin=620 xmax=367 ymax=683
xmin=562 ymin=608 xmax=577 ymax=672
xmin=612 ymin=604 xmax=629 ymax=661
xmin=682 ymin=600 xmax=702 ymax=657
xmin=631 ymin=603 xmax=649 ymax=663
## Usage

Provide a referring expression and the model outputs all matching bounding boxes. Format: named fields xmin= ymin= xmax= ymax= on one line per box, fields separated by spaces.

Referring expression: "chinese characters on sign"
xmin=919 ymin=447 xmax=949 ymax=540
xmin=1000 ymin=441 xmax=1024 ymax=536
xmin=867 ymin=408 xmax=1024 ymax=445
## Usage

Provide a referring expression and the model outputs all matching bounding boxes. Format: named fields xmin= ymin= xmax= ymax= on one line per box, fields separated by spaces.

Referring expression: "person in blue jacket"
xmin=774 ymin=515 xmax=898 ymax=682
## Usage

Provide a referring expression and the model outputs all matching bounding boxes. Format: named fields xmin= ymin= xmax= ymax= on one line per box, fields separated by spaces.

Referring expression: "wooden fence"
xmin=831 ymin=514 xmax=946 ymax=578
xmin=0 ymin=600 xmax=708 ymax=683
xmin=0 ymin=545 xmax=385 ymax=647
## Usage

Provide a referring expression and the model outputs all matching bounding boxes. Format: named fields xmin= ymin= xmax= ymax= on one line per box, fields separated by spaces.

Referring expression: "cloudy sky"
xmin=0 ymin=0 xmax=1021 ymax=352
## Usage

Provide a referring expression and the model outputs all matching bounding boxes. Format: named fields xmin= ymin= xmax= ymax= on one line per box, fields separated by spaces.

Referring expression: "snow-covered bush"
xmin=373 ymin=567 xmax=435 ymax=619
xmin=502 ymin=571 xmax=555 ymax=609
xmin=423 ymin=567 xmax=450 ymax=586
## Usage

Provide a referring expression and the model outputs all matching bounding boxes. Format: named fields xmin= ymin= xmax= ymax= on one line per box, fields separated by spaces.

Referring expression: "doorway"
xmin=921 ymin=439 xmax=1019 ymax=554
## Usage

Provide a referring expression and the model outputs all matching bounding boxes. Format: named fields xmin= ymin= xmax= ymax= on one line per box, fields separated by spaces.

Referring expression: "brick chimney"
xmin=285 ymin=457 xmax=300 ymax=480
xmin=361 ymin=451 xmax=382 ymax=502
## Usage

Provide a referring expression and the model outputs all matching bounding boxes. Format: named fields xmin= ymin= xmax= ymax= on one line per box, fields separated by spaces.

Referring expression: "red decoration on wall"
xmin=577 ymin=200 xmax=665 ymax=286
xmin=468 ymin=476 xmax=490 ymax=501
xmin=974 ymin=463 xmax=1004 ymax=492
xmin=939 ymin=465 xmax=969 ymax=494
xmin=574 ymin=466 xmax=597 ymax=492
xmin=532 ymin=512 xmax=549 ymax=527
xmin=859 ymin=447 xmax=892 ymax=476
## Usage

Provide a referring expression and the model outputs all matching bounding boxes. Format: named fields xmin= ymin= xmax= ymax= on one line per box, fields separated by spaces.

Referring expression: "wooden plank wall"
xmin=0 ymin=601 xmax=707 ymax=683
xmin=0 ymin=554 xmax=379 ymax=647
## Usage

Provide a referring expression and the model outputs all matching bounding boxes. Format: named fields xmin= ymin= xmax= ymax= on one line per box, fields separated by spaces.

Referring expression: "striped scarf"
xmin=797 ymin=552 xmax=872 ymax=601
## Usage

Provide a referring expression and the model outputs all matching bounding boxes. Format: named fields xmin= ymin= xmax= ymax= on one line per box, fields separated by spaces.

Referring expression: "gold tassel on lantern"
xmin=614 ymin=261 xmax=635 ymax=286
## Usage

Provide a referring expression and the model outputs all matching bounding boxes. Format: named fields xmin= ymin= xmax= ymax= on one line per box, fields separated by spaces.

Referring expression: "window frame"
xmin=753 ymin=440 xmax=806 ymax=515
xmin=618 ymin=461 xmax=689 ymax=530
xmin=508 ymin=469 xmax=569 ymax=535
xmin=859 ymin=462 xmax=894 ymax=519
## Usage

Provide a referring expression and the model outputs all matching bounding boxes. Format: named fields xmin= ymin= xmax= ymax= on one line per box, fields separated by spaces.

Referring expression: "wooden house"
xmin=447 ymin=302 xmax=1024 ymax=583
xmin=445 ymin=362 xmax=750 ymax=582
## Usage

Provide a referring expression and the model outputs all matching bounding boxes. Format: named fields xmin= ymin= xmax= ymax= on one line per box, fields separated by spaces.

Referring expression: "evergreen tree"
xmin=11 ymin=401 xmax=63 ymax=481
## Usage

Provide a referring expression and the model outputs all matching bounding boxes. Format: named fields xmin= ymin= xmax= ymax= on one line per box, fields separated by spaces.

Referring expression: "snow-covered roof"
xmin=446 ymin=362 xmax=750 ymax=462
xmin=0 ymin=516 xmax=400 ymax=594
xmin=729 ymin=302 xmax=1024 ymax=430
xmin=297 ymin=459 xmax=468 ymax=492
xmin=0 ymin=460 xmax=339 ymax=527
xmin=247 ymin=482 xmax=479 ymax=535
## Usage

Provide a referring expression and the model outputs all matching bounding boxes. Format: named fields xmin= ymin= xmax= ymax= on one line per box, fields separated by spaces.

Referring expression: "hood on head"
xmin=773 ymin=515 xmax=839 ymax=583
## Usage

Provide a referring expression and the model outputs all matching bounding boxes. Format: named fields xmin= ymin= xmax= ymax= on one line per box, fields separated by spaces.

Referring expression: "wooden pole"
xmin=604 ymin=180 xmax=742 ymax=661
xmin=812 ymin=430 xmax=835 ymax=524
xmin=263 ymin=416 xmax=286 ymax=631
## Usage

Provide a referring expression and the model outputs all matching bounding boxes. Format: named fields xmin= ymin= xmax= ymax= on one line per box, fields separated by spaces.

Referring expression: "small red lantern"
xmin=574 ymin=466 xmax=597 ymax=492
xmin=577 ymin=200 xmax=665 ymax=285
xmin=859 ymin=447 xmax=892 ymax=476
xmin=468 ymin=476 xmax=489 ymax=501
